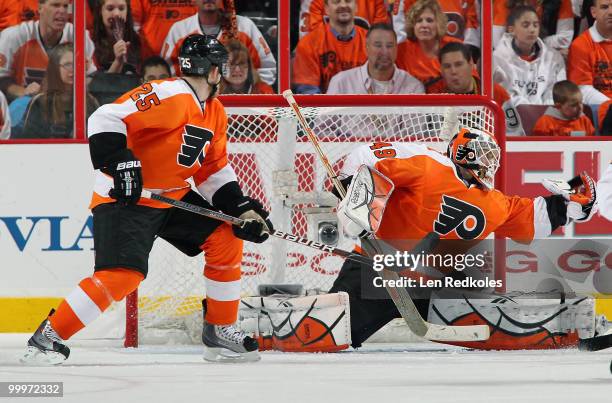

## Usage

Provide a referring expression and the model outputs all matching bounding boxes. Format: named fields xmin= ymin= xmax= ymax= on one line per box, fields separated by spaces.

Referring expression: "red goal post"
xmin=124 ymin=94 xmax=506 ymax=347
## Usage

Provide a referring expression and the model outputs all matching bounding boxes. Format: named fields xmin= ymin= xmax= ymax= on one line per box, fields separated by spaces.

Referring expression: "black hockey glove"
xmin=226 ymin=197 xmax=274 ymax=243
xmin=102 ymin=148 xmax=143 ymax=205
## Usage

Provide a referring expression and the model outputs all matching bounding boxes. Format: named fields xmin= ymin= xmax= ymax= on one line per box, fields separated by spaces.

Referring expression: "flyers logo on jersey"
xmin=434 ymin=195 xmax=485 ymax=239
xmin=177 ymin=124 xmax=213 ymax=167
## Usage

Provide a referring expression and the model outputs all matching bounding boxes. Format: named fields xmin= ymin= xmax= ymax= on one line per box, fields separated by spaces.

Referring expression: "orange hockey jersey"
xmin=131 ymin=0 xmax=198 ymax=58
xmin=162 ymin=14 xmax=276 ymax=85
xmin=87 ymin=78 xmax=238 ymax=210
xmin=298 ymin=0 xmax=389 ymax=38
xmin=292 ymin=24 xmax=368 ymax=93
xmin=341 ymin=142 xmax=554 ymax=241
xmin=396 ymin=36 xmax=461 ymax=86
xmin=532 ymin=106 xmax=595 ymax=136
xmin=0 ymin=20 xmax=95 ymax=87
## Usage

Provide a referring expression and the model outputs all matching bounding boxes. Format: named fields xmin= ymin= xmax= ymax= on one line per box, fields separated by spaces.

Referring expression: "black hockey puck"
xmin=610 ymin=360 xmax=612 ymax=374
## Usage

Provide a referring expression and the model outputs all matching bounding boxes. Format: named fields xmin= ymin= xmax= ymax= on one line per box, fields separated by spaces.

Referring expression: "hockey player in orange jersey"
xmin=22 ymin=34 xmax=272 ymax=365
xmin=329 ymin=128 xmax=597 ymax=349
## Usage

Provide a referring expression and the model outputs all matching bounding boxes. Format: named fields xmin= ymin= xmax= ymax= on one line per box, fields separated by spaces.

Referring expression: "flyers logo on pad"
xmin=434 ymin=195 xmax=485 ymax=239
xmin=177 ymin=125 xmax=213 ymax=167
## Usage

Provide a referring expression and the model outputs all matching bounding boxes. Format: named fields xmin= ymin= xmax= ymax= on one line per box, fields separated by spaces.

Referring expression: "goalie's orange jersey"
xmin=341 ymin=142 xmax=545 ymax=241
xmin=87 ymin=78 xmax=236 ymax=210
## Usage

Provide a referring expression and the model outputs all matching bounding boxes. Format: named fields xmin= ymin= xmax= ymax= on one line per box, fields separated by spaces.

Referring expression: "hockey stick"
xmin=282 ymin=90 xmax=490 ymax=342
xmin=141 ymin=190 xmax=371 ymax=267
xmin=579 ymin=333 xmax=612 ymax=351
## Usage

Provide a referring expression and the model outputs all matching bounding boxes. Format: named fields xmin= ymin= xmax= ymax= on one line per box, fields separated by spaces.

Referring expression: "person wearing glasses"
xmin=16 ymin=43 xmax=99 ymax=139
xmin=220 ymin=40 xmax=274 ymax=94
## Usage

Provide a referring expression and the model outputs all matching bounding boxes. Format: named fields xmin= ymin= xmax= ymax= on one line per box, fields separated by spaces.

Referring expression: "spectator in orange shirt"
xmin=131 ymin=0 xmax=197 ymax=59
xmin=299 ymin=0 xmax=389 ymax=38
xmin=599 ymin=98 xmax=612 ymax=134
xmin=393 ymin=0 xmax=480 ymax=47
xmin=532 ymin=80 xmax=596 ymax=136
xmin=292 ymin=0 xmax=368 ymax=94
xmin=92 ymin=0 xmax=141 ymax=74
xmin=427 ymin=42 xmax=525 ymax=135
xmin=220 ymin=40 xmax=274 ymax=94
xmin=568 ymin=0 xmax=612 ymax=104
xmin=396 ymin=0 xmax=461 ymax=87
xmin=140 ymin=56 xmax=172 ymax=83
xmin=327 ymin=22 xmax=424 ymax=94
xmin=162 ymin=0 xmax=276 ymax=86
xmin=0 ymin=0 xmax=96 ymax=101
xmin=0 ymin=0 xmax=38 ymax=31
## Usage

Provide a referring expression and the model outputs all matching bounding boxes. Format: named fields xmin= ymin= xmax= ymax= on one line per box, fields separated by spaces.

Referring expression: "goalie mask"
xmin=447 ymin=127 xmax=500 ymax=190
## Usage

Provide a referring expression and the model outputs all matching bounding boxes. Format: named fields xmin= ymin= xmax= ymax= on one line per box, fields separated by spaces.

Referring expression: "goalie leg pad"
xmin=239 ymin=292 xmax=352 ymax=352
xmin=329 ymin=257 xmax=429 ymax=348
xmin=427 ymin=291 xmax=596 ymax=350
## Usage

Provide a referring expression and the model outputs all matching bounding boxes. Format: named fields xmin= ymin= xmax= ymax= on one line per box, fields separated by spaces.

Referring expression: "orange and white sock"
xmin=49 ymin=268 xmax=143 ymax=340
xmin=201 ymin=224 xmax=243 ymax=325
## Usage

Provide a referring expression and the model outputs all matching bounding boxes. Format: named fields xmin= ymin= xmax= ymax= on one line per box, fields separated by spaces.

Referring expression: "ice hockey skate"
xmin=202 ymin=320 xmax=260 ymax=362
xmin=21 ymin=311 xmax=70 ymax=366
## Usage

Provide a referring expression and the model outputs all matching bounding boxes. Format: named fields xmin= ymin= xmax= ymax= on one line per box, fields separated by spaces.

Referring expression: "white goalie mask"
xmin=447 ymin=127 xmax=500 ymax=190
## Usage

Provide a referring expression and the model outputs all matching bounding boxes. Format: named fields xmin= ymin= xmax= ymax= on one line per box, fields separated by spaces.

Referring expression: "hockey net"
xmin=124 ymin=94 xmax=505 ymax=346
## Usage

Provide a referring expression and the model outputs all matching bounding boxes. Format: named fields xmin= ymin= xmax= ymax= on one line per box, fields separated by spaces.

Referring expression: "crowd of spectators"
xmin=0 ymin=0 xmax=611 ymax=139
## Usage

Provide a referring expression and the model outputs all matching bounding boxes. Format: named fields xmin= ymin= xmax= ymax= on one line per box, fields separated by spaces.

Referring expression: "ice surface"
xmin=1 ymin=334 xmax=611 ymax=403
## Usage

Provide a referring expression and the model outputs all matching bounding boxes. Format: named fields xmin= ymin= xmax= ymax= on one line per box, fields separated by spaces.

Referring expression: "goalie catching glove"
xmin=101 ymin=148 xmax=142 ymax=205
xmin=542 ymin=172 xmax=597 ymax=222
xmin=225 ymin=196 xmax=273 ymax=243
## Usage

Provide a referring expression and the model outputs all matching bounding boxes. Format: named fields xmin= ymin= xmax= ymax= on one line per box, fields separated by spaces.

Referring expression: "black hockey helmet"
xmin=178 ymin=34 xmax=229 ymax=77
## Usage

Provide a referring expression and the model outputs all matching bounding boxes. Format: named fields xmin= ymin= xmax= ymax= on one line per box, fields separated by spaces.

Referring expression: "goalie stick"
xmin=282 ymin=90 xmax=490 ymax=342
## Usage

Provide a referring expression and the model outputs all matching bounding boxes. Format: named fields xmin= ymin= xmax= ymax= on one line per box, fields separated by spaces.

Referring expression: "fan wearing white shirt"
xmin=326 ymin=23 xmax=424 ymax=94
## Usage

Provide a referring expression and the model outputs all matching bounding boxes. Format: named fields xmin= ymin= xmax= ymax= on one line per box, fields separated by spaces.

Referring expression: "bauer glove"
xmin=102 ymin=148 xmax=142 ymax=205
xmin=226 ymin=197 xmax=274 ymax=243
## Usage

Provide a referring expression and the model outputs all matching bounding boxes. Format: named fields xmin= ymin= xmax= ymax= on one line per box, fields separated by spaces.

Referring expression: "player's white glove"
xmin=542 ymin=173 xmax=598 ymax=222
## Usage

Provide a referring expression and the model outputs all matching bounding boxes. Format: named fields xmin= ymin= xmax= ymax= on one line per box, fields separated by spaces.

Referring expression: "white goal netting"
xmin=128 ymin=99 xmax=502 ymax=344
